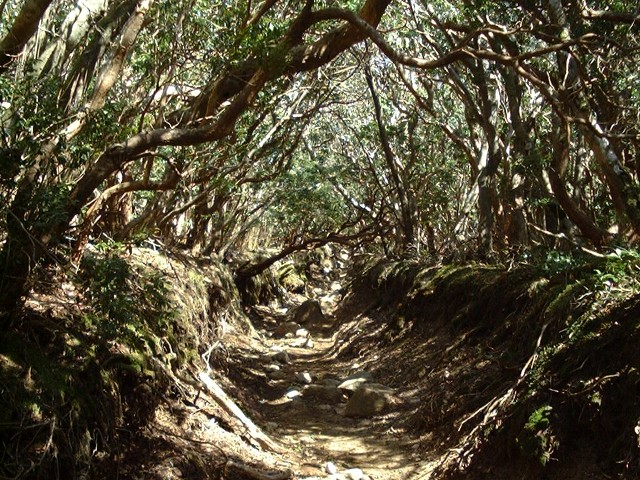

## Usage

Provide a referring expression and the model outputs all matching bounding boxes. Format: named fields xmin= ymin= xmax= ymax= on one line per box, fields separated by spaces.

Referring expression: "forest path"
xmin=229 ymin=276 xmax=438 ymax=480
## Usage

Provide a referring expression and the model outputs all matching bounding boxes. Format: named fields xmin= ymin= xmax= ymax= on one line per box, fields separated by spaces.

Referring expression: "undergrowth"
xmin=0 ymin=243 xmax=230 ymax=479
xmin=356 ymin=251 xmax=640 ymax=479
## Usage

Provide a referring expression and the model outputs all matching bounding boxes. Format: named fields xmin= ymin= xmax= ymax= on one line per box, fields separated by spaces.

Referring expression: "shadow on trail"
xmin=226 ymin=290 xmax=436 ymax=480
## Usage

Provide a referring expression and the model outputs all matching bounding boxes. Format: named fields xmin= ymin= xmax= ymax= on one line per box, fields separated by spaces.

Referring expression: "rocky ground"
xmin=237 ymin=284 xmax=436 ymax=480
xmin=120 ymin=266 xmax=443 ymax=480
xmin=7 ymin=251 xmax=638 ymax=479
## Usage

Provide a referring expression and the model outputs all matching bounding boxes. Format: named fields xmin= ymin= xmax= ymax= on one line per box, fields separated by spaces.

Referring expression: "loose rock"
xmin=293 ymin=299 xmax=326 ymax=327
xmin=296 ymin=372 xmax=313 ymax=384
xmin=338 ymin=372 xmax=373 ymax=394
xmin=285 ymin=389 xmax=302 ymax=399
xmin=272 ymin=351 xmax=290 ymax=364
xmin=274 ymin=321 xmax=302 ymax=338
xmin=343 ymin=383 xmax=395 ymax=417
xmin=342 ymin=468 xmax=365 ymax=480
xmin=290 ymin=337 xmax=309 ymax=348
xmin=325 ymin=462 xmax=338 ymax=474
xmin=303 ymin=384 xmax=344 ymax=403
xmin=344 ymin=371 xmax=373 ymax=382
xmin=296 ymin=328 xmax=309 ymax=337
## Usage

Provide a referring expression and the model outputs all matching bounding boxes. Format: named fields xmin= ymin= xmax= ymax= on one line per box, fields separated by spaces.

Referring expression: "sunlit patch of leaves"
xmin=77 ymin=240 xmax=176 ymax=354
xmin=517 ymin=405 xmax=558 ymax=466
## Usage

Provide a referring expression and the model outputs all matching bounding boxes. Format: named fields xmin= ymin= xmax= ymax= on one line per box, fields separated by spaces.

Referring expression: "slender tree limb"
xmin=244 ymin=0 xmax=279 ymax=29
xmin=234 ymin=229 xmax=372 ymax=280
xmin=0 ymin=0 xmax=53 ymax=71
xmin=577 ymin=0 xmax=640 ymax=25
xmin=64 ymin=0 xmax=155 ymax=140
xmin=548 ymin=121 xmax=607 ymax=245
xmin=364 ymin=65 xmax=414 ymax=250
xmin=198 ymin=372 xmax=284 ymax=454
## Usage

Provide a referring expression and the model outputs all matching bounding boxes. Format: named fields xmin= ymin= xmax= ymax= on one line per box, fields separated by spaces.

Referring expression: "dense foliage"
xmin=1 ymin=0 xmax=639 ymax=313
xmin=1 ymin=1 xmax=640 ymax=477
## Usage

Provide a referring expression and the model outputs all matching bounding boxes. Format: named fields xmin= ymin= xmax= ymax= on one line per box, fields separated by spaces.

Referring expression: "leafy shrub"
xmin=77 ymin=241 xmax=175 ymax=354
xmin=594 ymin=248 xmax=640 ymax=288
xmin=517 ymin=405 xmax=558 ymax=466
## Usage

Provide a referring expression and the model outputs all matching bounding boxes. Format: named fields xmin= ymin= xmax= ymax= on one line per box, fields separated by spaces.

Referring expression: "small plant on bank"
xmin=517 ymin=405 xmax=558 ymax=466
xmin=594 ymin=248 xmax=640 ymax=291
xmin=77 ymin=240 xmax=176 ymax=359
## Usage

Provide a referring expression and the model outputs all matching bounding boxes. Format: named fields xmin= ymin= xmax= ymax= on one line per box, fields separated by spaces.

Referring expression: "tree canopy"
xmin=1 ymin=0 xmax=640 ymax=315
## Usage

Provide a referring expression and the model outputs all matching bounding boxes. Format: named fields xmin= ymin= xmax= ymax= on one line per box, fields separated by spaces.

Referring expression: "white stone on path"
xmin=296 ymin=372 xmax=313 ymax=384
xmin=285 ymin=389 xmax=301 ymax=399
xmin=342 ymin=468 xmax=365 ymax=480
xmin=324 ymin=462 xmax=338 ymax=474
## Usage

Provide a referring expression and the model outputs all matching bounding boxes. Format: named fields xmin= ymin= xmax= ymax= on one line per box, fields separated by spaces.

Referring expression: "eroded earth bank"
xmin=2 ymin=247 xmax=639 ymax=479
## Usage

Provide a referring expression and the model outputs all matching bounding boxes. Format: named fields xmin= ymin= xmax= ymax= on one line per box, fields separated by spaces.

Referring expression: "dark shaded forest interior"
xmin=1 ymin=0 xmax=639 ymax=478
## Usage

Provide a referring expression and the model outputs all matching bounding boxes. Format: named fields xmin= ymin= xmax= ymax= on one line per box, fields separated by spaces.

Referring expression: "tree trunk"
xmin=477 ymin=164 xmax=496 ymax=254
xmin=544 ymin=0 xmax=640 ymax=239
xmin=364 ymin=66 xmax=415 ymax=252
xmin=30 ymin=0 xmax=109 ymax=79
xmin=0 ymin=196 xmax=45 ymax=313
xmin=549 ymin=122 xmax=607 ymax=245
xmin=0 ymin=0 xmax=53 ymax=71
xmin=581 ymin=120 xmax=640 ymax=237
xmin=473 ymin=66 xmax=502 ymax=256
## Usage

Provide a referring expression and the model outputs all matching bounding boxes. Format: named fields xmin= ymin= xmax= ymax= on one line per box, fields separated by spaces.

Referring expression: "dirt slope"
xmin=3 ymin=252 xmax=639 ymax=479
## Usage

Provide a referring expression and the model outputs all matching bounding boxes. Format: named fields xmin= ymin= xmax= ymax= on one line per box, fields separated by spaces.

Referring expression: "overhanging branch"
xmin=234 ymin=229 xmax=373 ymax=280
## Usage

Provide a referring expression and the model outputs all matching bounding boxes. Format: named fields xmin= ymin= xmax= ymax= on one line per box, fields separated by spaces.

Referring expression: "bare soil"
xmin=9 ymin=255 xmax=637 ymax=479
xmin=114 ymin=274 xmax=448 ymax=480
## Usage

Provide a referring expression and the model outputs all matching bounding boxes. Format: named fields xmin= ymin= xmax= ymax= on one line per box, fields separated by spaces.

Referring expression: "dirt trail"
xmin=256 ymin=341 xmax=434 ymax=479
xmin=103 ymin=257 xmax=640 ymax=480
xmin=108 ymin=266 xmax=449 ymax=480
xmin=227 ymin=281 xmax=438 ymax=480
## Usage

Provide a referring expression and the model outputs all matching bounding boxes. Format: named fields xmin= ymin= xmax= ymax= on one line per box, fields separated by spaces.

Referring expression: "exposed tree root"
xmin=197 ymin=371 xmax=284 ymax=454
xmin=224 ymin=460 xmax=293 ymax=480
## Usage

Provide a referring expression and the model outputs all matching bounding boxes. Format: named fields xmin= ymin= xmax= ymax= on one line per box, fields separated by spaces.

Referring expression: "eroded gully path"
xmin=227 ymin=278 xmax=439 ymax=480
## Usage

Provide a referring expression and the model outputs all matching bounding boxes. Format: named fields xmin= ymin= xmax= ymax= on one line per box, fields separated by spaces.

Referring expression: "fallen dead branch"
xmin=197 ymin=371 xmax=284 ymax=453
xmin=225 ymin=460 xmax=293 ymax=480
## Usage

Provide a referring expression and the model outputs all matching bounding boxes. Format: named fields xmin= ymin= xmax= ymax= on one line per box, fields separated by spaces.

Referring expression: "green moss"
xmin=543 ymin=282 xmax=583 ymax=320
xmin=517 ymin=405 xmax=557 ymax=466
xmin=277 ymin=262 xmax=306 ymax=292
